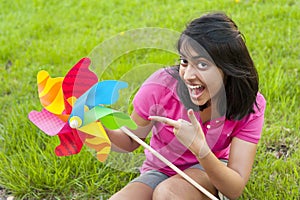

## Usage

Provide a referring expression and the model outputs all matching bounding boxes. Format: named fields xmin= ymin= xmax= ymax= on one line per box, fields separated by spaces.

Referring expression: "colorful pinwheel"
xmin=28 ymin=57 xmax=137 ymax=162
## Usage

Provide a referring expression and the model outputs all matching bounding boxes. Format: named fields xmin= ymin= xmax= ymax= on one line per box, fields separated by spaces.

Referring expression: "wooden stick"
xmin=120 ymin=127 xmax=218 ymax=200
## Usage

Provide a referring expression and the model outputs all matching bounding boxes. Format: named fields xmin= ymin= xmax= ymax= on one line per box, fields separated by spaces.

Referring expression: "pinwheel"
xmin=28 ymin=57 xmax=137 ymax=162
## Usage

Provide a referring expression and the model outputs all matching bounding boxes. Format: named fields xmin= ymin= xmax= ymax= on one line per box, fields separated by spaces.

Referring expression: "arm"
xmin=150 ymin=109 xmax=260 ymax=199
xmin=106 ymin=110 xmax=154 ymax=153
xmin=199 ymin=137 xmax=257 ymax=199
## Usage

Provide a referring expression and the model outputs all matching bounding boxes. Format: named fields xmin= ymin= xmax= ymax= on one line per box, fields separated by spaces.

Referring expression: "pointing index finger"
xmin=149 ymin=116 xmax=180 ymax=129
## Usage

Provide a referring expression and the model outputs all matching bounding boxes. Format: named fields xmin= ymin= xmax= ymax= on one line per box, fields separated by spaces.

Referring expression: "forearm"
xmin=106 ymin=110 xmax=153 ymax=153
xmin=106 ymin=128 xmax=141 ymax=153
xmin=198 ymin=153 xmax=245 ymax=199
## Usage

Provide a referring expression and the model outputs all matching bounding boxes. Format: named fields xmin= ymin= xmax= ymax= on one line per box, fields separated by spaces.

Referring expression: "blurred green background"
xmin=0 ymin=0 xmax=299 ymax=199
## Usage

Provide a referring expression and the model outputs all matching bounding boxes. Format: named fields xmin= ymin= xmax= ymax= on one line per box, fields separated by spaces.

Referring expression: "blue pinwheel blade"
xmin=85 ymin=80 xmax=128 ymax=107
xmin=69 ymin=80 xmax=128 ymax=127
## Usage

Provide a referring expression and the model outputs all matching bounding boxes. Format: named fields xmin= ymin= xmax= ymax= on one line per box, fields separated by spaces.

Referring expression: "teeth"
xmin=188 ymin=84 xmax=203 ymax=89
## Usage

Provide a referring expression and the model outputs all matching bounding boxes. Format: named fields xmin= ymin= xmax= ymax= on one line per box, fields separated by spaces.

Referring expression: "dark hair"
xmin=169 ymin=12 xmax=259 ymax=120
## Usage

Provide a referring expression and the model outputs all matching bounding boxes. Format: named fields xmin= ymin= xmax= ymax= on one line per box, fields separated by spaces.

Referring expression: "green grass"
xmin=0 ymin=0 xmax=299 ymax=199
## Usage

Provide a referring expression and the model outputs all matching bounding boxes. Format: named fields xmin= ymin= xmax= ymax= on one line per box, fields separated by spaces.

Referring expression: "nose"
xmin=183 ymin=64 xmax=197 ymax=80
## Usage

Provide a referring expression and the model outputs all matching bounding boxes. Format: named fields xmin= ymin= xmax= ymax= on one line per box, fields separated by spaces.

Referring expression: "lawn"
xmin=0 ymin=0 xmax=299 ymax=199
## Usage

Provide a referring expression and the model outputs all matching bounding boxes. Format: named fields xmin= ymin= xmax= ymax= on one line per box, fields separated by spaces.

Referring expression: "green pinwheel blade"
xmin=83 ymin=106 xmax=137 ymax=130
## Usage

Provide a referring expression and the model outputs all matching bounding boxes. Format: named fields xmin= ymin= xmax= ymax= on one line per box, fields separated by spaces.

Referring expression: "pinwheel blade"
xmin=69 ymin=80 xmax=128 ymax=127
xmin=62 ymin=57 xmax=98 ymax=114
xmin=28 ymin=109 xmax=65 ymax=136
xmin=83 ymin=106 xmax=137 ymax=130
xmin=37 ymin=70 xmax=65 ymax=115
xmin=55 ymin=128 xmax=84 ymax=156
xmin=78 ymin=122 xmax=111 ymax=162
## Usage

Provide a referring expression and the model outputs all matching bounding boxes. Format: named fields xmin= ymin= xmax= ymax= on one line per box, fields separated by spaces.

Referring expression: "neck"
xmin=199 ymin=99 xmax=222 ymax=123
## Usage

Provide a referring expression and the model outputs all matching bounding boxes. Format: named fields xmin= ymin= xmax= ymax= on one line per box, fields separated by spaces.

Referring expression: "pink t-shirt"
xmin=133 ymin=68 xmax=266 ymax=176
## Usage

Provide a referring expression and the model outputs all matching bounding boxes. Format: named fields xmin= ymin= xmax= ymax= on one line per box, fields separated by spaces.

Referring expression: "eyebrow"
xmin=180 ymin=54 xmax=206 ymax=60
xmin=191 ymin=55 xmax=203 ymax=59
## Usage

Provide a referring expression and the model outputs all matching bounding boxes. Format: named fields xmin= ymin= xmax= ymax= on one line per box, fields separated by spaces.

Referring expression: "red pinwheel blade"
xmin=62 ymin=57 xmax=98 ymax=114
xmin=55 ymin=127 xmax=84 ymax=156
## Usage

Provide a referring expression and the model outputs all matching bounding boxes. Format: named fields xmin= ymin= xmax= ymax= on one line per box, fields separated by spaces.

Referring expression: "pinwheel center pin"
xmin=69 ymin=116 xmax=82 ymax=129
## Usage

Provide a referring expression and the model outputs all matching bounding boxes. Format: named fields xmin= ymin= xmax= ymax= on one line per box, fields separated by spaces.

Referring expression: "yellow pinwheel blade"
xmin=37 ymin=70 xmax=65 ymax=114
xmin=78 ymin=121 xmax=109 ymax=139
xmin=78 ymin=122 xmax=111 ymax=162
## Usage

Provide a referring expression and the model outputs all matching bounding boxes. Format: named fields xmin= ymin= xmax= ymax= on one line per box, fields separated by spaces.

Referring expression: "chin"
xmin=191 ymin=99 xmax=206 ymax=106
xmin=190 ymin=95 xmax=212 ymax=107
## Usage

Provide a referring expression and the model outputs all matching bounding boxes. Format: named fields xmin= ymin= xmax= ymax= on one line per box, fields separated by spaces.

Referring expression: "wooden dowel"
xmin=120 ymin=127 xmax=218 ymax=200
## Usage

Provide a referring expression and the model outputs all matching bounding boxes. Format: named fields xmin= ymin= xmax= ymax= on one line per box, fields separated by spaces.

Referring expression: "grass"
xmin=0 ymin=0 xmax=299 ymax=199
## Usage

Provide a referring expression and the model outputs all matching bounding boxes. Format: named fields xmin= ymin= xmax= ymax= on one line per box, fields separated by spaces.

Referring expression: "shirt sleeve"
xmin=232 ymin=93 xmax=266 ymax=144
xmin=132 ymin=69 xmax=170 ymax=120
xmin=133 ymin=84 xmax=162 ymax=120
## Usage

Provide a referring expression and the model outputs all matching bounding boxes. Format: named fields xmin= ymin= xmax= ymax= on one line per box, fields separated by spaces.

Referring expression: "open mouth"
xmin=187 ymin=84 xmax=205 ymax=99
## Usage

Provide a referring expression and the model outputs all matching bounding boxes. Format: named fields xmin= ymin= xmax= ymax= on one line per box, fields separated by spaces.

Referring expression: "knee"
xmin=152 ymin=175 xmax=216 ymax=200
xmin=153 ymin=180 xmax=179 ymax=200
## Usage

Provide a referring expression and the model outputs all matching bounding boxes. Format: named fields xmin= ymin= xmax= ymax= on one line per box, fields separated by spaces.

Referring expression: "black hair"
xmin=168 ymin=12 xmax=259 ymax=120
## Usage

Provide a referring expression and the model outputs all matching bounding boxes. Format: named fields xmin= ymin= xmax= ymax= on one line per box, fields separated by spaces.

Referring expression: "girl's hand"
xmin=149 ymin=109 xmax=210 ymax=159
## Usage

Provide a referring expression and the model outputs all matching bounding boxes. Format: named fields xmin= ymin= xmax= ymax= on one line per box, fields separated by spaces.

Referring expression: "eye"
xmin=197 ymin=62 xmax=208 ymax=69
xmin=179 ymin=59 xmax=188 ymax=67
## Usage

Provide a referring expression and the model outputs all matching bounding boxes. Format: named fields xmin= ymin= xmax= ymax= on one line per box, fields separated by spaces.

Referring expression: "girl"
xmin=107 ymin=12 xmax=266 ymax=200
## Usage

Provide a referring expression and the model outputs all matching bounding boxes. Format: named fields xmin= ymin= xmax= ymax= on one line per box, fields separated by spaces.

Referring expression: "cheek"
xmin=204 ymin=71 xmax=224 ymax=91
xmin=179 ymin=68 xmax=184 ymax=79
xmin=214 ymin=79 xmax=224 ymax=91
